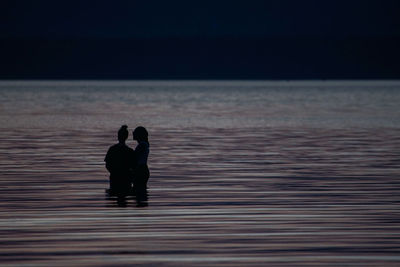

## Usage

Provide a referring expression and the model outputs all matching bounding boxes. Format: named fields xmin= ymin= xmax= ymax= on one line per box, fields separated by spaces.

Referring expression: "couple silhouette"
xmin=105 ymin=125 xmax=150 ymax=207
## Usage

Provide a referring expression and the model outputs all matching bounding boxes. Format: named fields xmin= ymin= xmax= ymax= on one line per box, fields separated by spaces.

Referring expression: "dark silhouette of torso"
xmin=105 ymin=142 xmax=134 ymax=195
xmin=133 ymin=141 xmax=150 ymax=205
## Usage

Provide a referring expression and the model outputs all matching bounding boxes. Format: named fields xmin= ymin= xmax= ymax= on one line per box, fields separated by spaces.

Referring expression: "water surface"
xmin=0 ymin=81 xmax=400 ymax=266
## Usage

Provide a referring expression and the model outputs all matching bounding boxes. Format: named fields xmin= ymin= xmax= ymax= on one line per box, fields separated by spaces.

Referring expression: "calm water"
xmin=0 ymin=80 xmax=400 ymax=266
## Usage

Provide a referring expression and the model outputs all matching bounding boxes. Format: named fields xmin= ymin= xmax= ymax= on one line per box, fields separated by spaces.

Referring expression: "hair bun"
xmin=121 ymin=125 xmax=128 ymax=130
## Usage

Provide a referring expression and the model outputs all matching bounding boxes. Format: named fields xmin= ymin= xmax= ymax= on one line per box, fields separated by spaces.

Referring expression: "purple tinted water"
xmin=0 ymin=81 xmax=400 ymax=265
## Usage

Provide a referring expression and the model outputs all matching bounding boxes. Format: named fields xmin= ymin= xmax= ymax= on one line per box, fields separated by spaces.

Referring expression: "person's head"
xmin=118 ymin=125 xmax=129 ymax=142
xmin=133 ymin=126 xmax=148 ymax=142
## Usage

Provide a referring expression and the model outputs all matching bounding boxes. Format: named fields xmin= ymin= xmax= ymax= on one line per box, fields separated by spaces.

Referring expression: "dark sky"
xmin=1 ymin=0 xmax=400 ymax=79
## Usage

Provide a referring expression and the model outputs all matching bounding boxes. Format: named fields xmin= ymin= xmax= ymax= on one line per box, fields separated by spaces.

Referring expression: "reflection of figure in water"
xmin=104 ymin=125 xmax=134 ymax=204
xmin=132 ymin=126 xmax=150 ymax=207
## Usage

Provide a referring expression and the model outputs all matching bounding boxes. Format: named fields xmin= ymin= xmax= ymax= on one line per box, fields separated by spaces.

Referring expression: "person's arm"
xmin=129 ymin=148 xmax=136 ymax=173
xmin=135 ymin=142 xmax=148 ymax=166
xmin=105 ymin=148 xmax=113 ymax=173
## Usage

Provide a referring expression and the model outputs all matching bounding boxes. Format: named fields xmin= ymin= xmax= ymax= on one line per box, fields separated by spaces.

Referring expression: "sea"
xmin=0 ymin=80 xmax=399 ymax=266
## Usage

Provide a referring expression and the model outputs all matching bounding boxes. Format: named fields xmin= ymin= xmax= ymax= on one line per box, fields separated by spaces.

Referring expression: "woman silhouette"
xmin=132 ymin=126 xmax=150 ymax=207
xmin=105 ymin=125 xmax=134 ymax=199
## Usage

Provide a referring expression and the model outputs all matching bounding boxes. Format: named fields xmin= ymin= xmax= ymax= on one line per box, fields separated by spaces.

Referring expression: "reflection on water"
xmin=1 ymin=127 xmax=399 ymax=266
xmin=1 ymin=80 xmax=400 ymax=129
xmin=0 ymin=81 xmax=400 ymax=265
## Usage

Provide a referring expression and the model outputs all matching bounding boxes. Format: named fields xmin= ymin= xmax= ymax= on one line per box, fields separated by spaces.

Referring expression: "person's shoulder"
xmin=136 ymin=142 xmax=147 ymax=150
xmin=117 ymin=143 xmax=134 ymax=153
xmin=108 ymin=143 xmax=119 ymax=150
xmin=105 ymin=143 xmax=119 ymax=161
xmin=107 ymin=143 xmax=122 ymax=152
xmin=139 ymin=141 xmax=149 ymax=148
xmin=135 ymin=142 xmax=149 ymax=154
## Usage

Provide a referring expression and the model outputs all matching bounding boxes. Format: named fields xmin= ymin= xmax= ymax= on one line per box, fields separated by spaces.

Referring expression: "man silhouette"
xmin=105 ymin=125 xmax=134 ymax=201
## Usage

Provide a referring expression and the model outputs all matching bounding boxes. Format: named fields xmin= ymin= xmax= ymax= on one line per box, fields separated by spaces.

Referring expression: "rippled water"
xmin=1 ymin=81 xmax=400 ymax=266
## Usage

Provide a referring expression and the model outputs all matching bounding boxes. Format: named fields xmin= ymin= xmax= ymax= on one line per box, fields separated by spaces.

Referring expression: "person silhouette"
xmin=104 ymin=125 xmax=134 ymax=203
xmin=132 ymin=126 xmax=150 ymax=207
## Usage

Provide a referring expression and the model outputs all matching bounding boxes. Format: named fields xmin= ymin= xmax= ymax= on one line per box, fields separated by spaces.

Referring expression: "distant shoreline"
xmin=1 ymin=80 xmax=399 ymax=85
